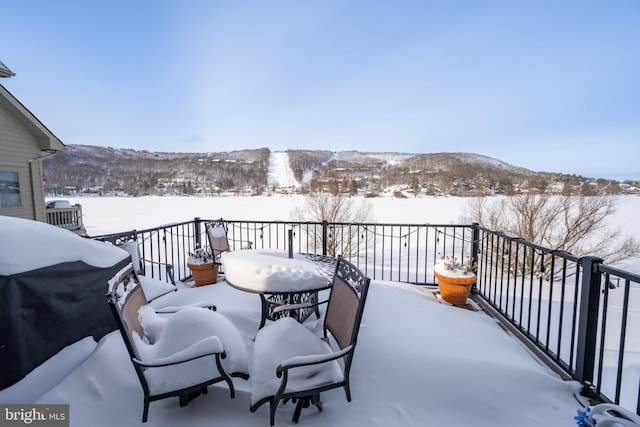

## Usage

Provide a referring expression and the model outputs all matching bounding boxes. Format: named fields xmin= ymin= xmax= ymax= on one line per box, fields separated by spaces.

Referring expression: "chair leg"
xmin=179 ymin=393 xmax=189 ymax=407
xmin=227 ymin=379 xmax=236 ymax=399
xmin=259 ymin=295 xmax=269 ymax=329
xmin=180 ymin=387 xmax=208 ymax=407
xmin=269 ymin=400 xmax=277 ymax=427
xmin=311 ymin=393 xmax=322 ymax=411
xmin=142 ymin=400 xmax=150 ymax=423
xmin=292 ymin=398 xmax=307 ymax=424
xmin=313 ymin=291 xmax=321 ymax=319
xmin=292 ymin=395 xmax=321 ymax=424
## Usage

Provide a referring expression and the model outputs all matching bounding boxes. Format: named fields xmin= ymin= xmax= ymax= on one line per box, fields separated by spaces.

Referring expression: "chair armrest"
xmin=271 ymin=300 xmax=328 ymax=315
xmin=153 ymin=302 xmax=217 ymax=313
xmin=133 ymin=336 xmax=225 ymax=368
xmin=272 ymin=302 xmax=312 ymax=315
xmin=145 ymin=287 xmax=178 ymax=304
xmin=276 ymin=345 xmax=353 ymax=376
xmin=140 ymin=259 xmax=176 ymax=286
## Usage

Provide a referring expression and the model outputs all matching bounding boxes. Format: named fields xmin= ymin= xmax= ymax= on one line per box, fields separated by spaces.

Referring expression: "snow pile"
xmin=220 ymin=249 xmax=330 ymax=292
xmin=250 ymin=317 xmax=343 ymax=405
xmin=434 ymin=258 xmax=476 ymax=278
xmin=208 ymin=224 xmax=227 ymax=238
xmin=0 ymin=216 xmax=127 ymax=275
xmin=134 ymin=306 xmax=248 ymax=394
xmin=187 ymin=247 xmax=215 ymax=265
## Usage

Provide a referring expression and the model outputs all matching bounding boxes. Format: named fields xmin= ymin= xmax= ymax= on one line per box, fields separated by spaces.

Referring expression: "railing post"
xmin=322 ymin=220 xmax=328 ymax=256
xmin=194 ymin=217 xmax=202 ymax=248
xmin=576 ymin=256 xmax=604 ymax=388
xmin=471 ymin=222 xmax=480 ymax=265
xmin=470 ymin=223 xmax=480 ymax=291
xmin=76 ymin=204 xmax=84 ymax=227
xmin=287 ymin=229 xmax=293 ymax=258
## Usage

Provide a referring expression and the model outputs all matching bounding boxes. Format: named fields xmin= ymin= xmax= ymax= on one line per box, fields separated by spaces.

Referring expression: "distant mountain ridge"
xmin=43 ymin=144 xmax=633 ymax=197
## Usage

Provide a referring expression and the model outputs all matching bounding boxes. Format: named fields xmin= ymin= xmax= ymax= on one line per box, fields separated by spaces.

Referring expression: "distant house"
xmin=0 ymin=61 xmax=66 ymax=224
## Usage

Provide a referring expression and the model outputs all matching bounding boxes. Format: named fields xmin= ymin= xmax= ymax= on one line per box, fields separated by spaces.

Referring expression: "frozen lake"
xmin=60 ymin=194 xmax=640 ymax=274
xmin=63 ymin=194 xmax=474 ymax=236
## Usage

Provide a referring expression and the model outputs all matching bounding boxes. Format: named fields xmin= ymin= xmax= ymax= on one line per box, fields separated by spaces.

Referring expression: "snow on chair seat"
xmin=106 ymin=263 xmax=249 ymax=423
xmin=249 ymin=256 xmax=371 ymax=425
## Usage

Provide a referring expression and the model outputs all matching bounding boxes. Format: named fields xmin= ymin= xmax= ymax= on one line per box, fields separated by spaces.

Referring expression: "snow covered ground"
xmin=2 ymin=195 xmax=639 ymax=426
xmin=66 ymin=194 xmax=474 ymax=237
xmin=0 ymin=213 xmax=584 ymax=426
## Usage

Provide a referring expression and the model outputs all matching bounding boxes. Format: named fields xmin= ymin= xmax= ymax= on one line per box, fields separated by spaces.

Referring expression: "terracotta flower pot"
xmin=188 ymin=262 xmax=219 ymax=287
xmin=434 ymin=270 xmax=476 ymax=305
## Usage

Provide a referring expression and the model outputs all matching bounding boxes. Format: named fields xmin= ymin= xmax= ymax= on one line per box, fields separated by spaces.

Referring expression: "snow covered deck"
xmin=1 ymin=277 xmax=584 ymax=427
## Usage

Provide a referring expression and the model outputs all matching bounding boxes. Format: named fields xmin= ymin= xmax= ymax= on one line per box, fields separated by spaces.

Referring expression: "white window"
xmin=0 ymin=171 xmax=22 ymax=208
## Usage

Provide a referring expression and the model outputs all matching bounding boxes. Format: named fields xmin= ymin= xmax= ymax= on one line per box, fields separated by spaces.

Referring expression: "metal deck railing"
xmin=92 ymin=217 xmax=640 ymax=415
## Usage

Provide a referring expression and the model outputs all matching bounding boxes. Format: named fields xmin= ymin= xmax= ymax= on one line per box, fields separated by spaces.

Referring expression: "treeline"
xmin=44 ymin=145 xmax=270 ymax=196
xmin=43 ymin=145 xmax=636 ymax=197
xmin=286 ymin=150 xmax=632 ymax=196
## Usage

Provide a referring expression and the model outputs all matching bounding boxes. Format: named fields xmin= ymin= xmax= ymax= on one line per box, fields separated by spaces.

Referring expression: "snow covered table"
xmin=220 ymin=249 xmax=336 ymax=328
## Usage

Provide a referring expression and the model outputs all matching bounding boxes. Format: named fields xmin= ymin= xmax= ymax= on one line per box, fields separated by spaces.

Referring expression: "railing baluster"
xmin=615 ymin=278 xmax=631 ymax=404
xmin=91 ymin=218 xmax=640 ymax=415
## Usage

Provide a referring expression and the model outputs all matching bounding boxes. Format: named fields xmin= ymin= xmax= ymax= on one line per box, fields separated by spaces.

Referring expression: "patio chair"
xmin=249 ymin=256 xmax=371 ymax=425
xmin=106 ymin=263 xmax=249 ymax=422
xmin=205 ymin=219 xmax=230 ymax=267
xmin=205 ymin=219 xmax=254 ymax=277
xmin=205 ymin=218 xmax=255 ymax=256
xmin=97 ymin=231 xmax=176 ymax=302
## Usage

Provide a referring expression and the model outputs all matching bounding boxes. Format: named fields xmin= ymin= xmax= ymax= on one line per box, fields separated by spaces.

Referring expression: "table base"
xmin=259 ymin=292 xmax=321 ymax=329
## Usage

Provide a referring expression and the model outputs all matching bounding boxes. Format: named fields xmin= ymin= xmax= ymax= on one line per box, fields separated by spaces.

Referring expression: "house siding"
xmin=0 ymin=90 xmax=51 ymax=221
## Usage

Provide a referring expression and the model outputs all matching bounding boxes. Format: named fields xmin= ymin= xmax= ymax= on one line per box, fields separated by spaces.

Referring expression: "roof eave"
xmin=0 ymin=60 xmax=15 ymax=78
xmin=0 ymin=83 xmax=65 ymax=151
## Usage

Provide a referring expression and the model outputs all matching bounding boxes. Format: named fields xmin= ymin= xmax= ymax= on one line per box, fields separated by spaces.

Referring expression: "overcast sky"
xmin=2 ymin=1 xmax=639 ymax=180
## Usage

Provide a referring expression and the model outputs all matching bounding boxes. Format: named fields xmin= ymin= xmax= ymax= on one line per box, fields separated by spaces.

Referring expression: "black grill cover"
xmin=0 ymin=258 xmax=128 ymax=389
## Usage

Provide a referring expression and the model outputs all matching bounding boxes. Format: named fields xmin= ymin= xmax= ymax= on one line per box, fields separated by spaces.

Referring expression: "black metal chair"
xmin=97 ymin=231 xmax=176 ymax=302
xmin=106 ymin=263 xmax=249 ymax=422
xmin=249 ymin=256 xmax=371 ymax=425
xmin=205 ymin=219 xmax=231 ymax=271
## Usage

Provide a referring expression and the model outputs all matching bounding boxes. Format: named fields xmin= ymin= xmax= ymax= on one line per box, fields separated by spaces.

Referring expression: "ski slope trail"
xmin=267 ymin=151 xmax=299 ymax=189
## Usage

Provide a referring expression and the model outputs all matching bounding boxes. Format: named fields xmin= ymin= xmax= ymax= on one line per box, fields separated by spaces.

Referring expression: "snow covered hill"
xmin=42 ymin=145 xmax=635 ymax=197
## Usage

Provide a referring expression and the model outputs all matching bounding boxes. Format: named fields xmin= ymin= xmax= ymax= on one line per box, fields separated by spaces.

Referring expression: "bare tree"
xmin=290 ymin=192 xmax=375 ymax=257
xmin=463 ymin=194 xmax=638 ymax=278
